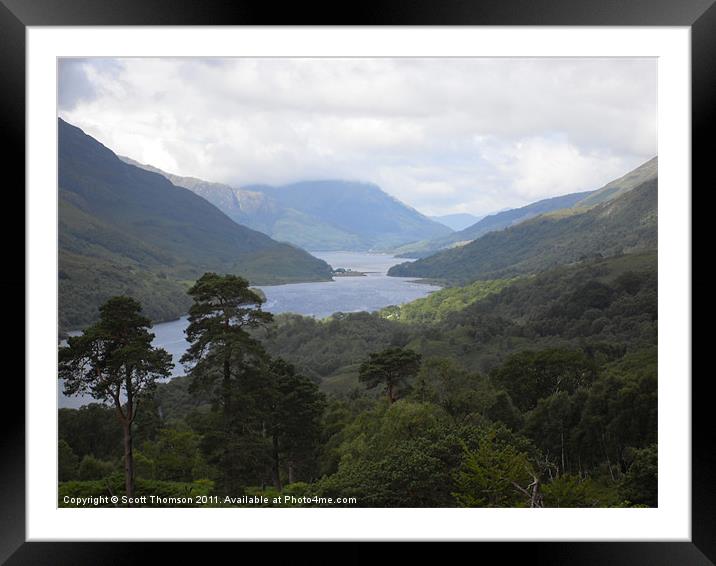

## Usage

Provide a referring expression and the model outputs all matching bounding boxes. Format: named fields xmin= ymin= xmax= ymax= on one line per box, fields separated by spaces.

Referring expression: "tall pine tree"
xmin=181 ymin=273 xmax=273 ymax=491
xmin=59 ymin=296 xmax=172 ymax=501
xmin=266 ymin=359 xmax=325 ymax=489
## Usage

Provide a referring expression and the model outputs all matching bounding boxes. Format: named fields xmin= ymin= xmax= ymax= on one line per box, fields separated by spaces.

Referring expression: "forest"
xmin=58 ymin=250 xmax=657 ymax=508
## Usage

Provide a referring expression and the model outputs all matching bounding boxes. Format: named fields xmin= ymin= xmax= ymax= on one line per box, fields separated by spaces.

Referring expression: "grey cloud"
xmin=58 ymin=58 xmax=125 ymax=110
xmin=58 ymin=57 xmax=657 ymax=217
xmin=58 ymin=59 xmax=96 ymax=110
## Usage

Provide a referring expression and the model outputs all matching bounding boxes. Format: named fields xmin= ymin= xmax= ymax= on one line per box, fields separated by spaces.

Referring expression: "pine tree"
xmin=266 ymin=359 xmax=325 ymax=489
xmin=359 ymin=347 xmax=422 ymax=404
xmin=181 ymin=273 xmax=273 ymax=423
xmin=59 ymin=296 xmax=172 ymax=502
xmin=180 ymin=273 xmax=273 ymax=491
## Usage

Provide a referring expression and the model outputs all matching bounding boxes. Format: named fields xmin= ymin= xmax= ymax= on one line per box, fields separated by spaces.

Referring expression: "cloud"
xmin=58 ymin=58 xmax=125 ymax=111
xmin=58 ymin=57 xmax=657 ymax=216
xmin=58 ymin=59 xmax=96 ymax=110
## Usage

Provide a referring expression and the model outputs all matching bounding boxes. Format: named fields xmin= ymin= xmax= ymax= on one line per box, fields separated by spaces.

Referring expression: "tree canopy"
xmin=59 ymin=296 xmax=173 ymax=500
xmin=359 ymin=347 xmax=422 ymax=404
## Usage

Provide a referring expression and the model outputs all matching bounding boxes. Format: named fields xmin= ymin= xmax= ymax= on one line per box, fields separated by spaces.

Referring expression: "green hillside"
xmin=59 ymin=119 xmax=332 ymax=332
xmin=262 ymin=250 xmax=657 ymax=391
xmin=575 ymin=156 xmax=657 ymax=208
xmin=59 ymin=245 xmax=658 ymax=508
xmin=394 ymin=157 xmax=658 ymax=258
xmin=379 ymin=277 xmax=519 ymax=324
xmin=387 ymin=177 xmax=657 ymax=285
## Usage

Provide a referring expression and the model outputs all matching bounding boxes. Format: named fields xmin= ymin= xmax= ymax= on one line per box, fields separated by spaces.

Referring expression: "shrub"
xmin=78 ymin=455 xmax=115 ymax=481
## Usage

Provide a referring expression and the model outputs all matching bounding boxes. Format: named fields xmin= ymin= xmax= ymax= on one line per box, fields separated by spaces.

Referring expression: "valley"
xmin=56 ymin=117 xmax=660 ymax=508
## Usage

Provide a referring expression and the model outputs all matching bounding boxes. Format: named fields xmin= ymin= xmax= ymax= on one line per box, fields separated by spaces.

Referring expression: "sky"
xmin=58 ymin=57 xmax=657 ymax=217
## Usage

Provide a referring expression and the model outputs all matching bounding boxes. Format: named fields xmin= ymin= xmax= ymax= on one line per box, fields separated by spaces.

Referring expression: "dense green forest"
xmin=57 ymin=126 xmax=658 ymax=508
xmin=59 ymin=250 xmax=657 ymax=508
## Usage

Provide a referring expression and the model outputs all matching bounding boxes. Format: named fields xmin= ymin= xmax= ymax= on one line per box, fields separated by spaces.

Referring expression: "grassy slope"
xmin=378 ymin=278 xmax=519 ymax=324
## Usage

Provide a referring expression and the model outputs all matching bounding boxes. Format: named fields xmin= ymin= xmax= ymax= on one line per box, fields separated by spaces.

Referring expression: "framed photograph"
xmin=6 ymin=0 xmax=708 ymax=562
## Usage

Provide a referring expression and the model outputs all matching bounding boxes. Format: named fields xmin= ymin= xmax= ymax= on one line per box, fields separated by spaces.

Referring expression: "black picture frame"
xmin=4 ymin=0 xmax=707 ymax=563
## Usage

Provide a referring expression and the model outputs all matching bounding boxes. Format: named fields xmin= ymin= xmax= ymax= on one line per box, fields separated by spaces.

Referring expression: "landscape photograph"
xmin=57 ymin=57 xmax=658 ymax=509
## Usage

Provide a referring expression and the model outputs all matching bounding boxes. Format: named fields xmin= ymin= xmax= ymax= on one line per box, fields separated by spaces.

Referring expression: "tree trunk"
xmin=530 ymin=477 xmax=543 ymax=508
xmin=387 ymin=383 xmax=395 ymax=404
xmin=123 ymin=373 xmax=135 ymax=505
xmin=288 ymin=460 xmax=295 ymax=485
xmin=601 ymin=431 xmax=616 ymax=482
xmin=271 ymin=433 xmax=282 ymax=491
xmin=223 ymin=357 xmax=232 ymax=423
xmin=223 ymin=315 xmax=232 ymax=425
xmin=122 ymin=419 xmax=135 ymax=504
xmin=221 ymin=352 xmax=236 ymax=493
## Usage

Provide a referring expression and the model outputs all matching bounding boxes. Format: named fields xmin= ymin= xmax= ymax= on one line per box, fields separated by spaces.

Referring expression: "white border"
xmin=27 ymin=27 xmax=691 ymax=541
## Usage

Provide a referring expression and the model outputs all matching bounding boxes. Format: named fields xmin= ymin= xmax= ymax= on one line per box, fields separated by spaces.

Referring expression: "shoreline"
xmin=60 ymin=252 xmax=435 ymax=340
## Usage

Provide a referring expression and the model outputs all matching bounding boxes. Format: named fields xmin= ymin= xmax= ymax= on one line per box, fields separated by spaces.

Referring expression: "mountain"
xmin=393 ymin=190 xmax=595 ymax=258
xmin=59 ymin=119 xmax=333 ymax=331
xmin=121 ymin=158 xmax=452 ymax=251
xmin=429 ymin=213 xmax=481 ymax=231
xmin=393 ymin=157 xmax=658 ymax=259
xmin=118 ymin=157 xmax=297 ymax=238
xmin=246 ymin=180 xmax=453 ymax=250
xmin=387 ymin=175 xmax=657 ymax=285
xmin=574 ymin=156 xmax=658 ymax=208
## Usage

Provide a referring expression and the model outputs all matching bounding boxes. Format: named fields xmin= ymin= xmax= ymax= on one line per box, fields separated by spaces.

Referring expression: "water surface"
xmin=59 ymin=251 xmax=438 ymax=408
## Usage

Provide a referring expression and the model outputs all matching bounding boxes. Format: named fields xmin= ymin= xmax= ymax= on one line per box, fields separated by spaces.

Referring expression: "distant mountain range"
xmin=388 ymin=161 xmax=657 ymax=284
xmin=121 ymin=158 xmax=452 ymax=251
xmin=59 ymin=119 xmax=332 ymax=331
xmin=429 ymin=213 xmax=483 ymax=231
xmin=392 ymin=191 xmax=593 ymax=258
xmin=393 ymin=157 xmax=658 ymax=259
